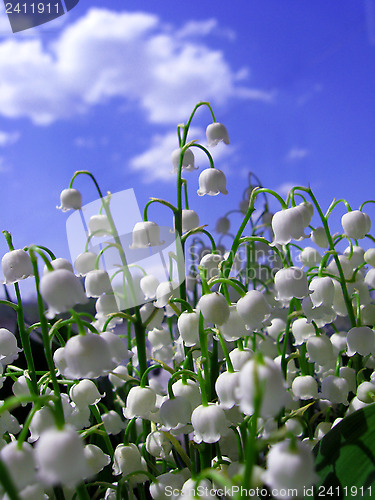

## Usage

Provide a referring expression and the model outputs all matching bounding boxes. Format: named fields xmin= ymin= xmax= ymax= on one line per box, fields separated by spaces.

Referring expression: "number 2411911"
xmin=317 ymin=485 xmax=372 ymax=497
xmin=5 ymin=3 xmax=60 ymax=14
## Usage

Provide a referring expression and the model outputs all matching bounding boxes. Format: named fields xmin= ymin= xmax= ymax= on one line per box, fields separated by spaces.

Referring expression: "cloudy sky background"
xmin=0 ymin=0 xmax=374 ymax=293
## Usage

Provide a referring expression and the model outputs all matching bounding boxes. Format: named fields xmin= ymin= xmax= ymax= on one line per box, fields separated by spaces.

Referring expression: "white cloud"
xmin=285 ymin=148 xmax=309 ymax=162
xmin=0 ymin=130 xmax=20 ymax=146
xmin=129 ymin=126 xmax=234 ymax=183
xmin=0 ymin=8 xmax=274 ymax=125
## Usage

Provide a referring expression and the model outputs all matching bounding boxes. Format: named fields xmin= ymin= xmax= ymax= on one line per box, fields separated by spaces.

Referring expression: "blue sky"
xmin=0 ymin=0 xmax=374 ymax=293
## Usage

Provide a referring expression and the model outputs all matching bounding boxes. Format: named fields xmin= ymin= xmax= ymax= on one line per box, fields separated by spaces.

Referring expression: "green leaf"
xmin=314 ymin=404 xmax=375 ymax=499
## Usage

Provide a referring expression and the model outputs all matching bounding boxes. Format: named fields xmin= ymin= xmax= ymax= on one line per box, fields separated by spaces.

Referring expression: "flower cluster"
xmin=0 ymin=102 xmax=374 ymax=500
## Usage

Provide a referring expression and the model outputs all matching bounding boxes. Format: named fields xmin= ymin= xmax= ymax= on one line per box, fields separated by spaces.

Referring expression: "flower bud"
xmin=299 ymin=247 xmax=322 ymax=268
xmin=306 ymin=335 xmax=334 ymax=365
xmin=341 ymin=210 xmax=371 ymax=239
xmin=181 ymin=209 xmax=200 ymax=233
xmin=0 ymin=441 xmax=36 ymax=490
xmin=2 ymin=249 xmax=33 ymax=284
xmin=215 ymin=216 xmax=230 ymax=234
xmin=292 ymin=375 xmax=318 ymax=400
xmin=215 ymin=371 xmax=240 ymax=409
xmin=102 ymin=410 xmax=126 ymax=435
xmin=197 ymin=168 xmax=228 ymax=196
xmin=69 ymin=379 xmax=104 ymax=408
xmin=177 ymin=310 xmax=200 ymax=347
xmin=43 ymin=258 xmax=74 ymax=275
xmin=357 ymin=381 xmax=375 ymax=403
xmin=197 ymin=292 xmax=230 ymax=325
xmin=113 ymin=443 xmax=147 ymax=481
xmin=365 ymin=248 xmax=375 ymax=267
xmin=57 ymin=188 xmax=82 ymax=211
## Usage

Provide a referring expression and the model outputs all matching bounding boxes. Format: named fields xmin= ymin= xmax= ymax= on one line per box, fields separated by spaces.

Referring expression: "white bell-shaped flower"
xmin=140 ymin=274 xmax=160 ymax=300
xmin=326 ymin=254 xmax=354 ymax=280
xmin=340 ymin=366 xmax=356 ymax=393
xmin=0 ymin=441 xmax=36 ymax=491
xmin=356 ymin=381 xmax=375 ymax=403
xmin=85 ymin=269 xmax=112 ymax=297
xmin=299 ymin=247 xmax=322 ymax=268
xmin=236 ymin=290 xmax=271 ymax=331
xmin=306 ymin=335 xmax=334 ymax=365
xmin=171 ymin=147 xmax=196 ymax=172
xmin=206 ymin=122 xmax=230 ymax=146
xmin=40 ymin=269 xmax=88 ymax=318
xmin=0 ymin=328 xmax=21 ymax=365
xmin=271 ymin=203 xmax=312 ymax=246
xmin=365 ymin=248 xmax=375 ymax=267
xmin=292 ymin=375 xmax=318 ymax=400
xmin=123 ymin=385 xmax=157 ymax=420
xmin=74 ymin=252 xmax=97 ymax=276
xmin=108 ymin=365 xmax=131 ymax=389
xmin=215 ymin=216 xmax=230 ymax=234
xmin=346 ymin=326 xmax=375 ymax=356
xmin=28 ymin=406 xmax=55 ymax=443
xmin=148 ymin=327 xmax=171 ymax=350
xmin=197 ymin=168 xmax=228 ymax=196
xmin=88 ymin=214 xmax=112 ymax=236
xmin=57 ymin=332 xmax=114 ymax=379
xmin=197 ymin=292 xmax=230 ymax=325
xmin=12 ymin=375 xmax=31 ymax=400
xmin=199 ymin=253 xmax=223 ymax=280
xmin=57 ymin=188 xmax=82 ymax=212
xmin=102 ymin=410 xmax=126 ymax=435
xmin=140 ymin=302 xmax=164 ymax=330
xmin=365 ymin=268 xmax=375 ymax=289
xmin=344 ymin=245 xmax=365 ymax=268
xmin=43 ymin=258 xmax=74 ymax=275
xmin=130 ymin=221 xmax=163 ymax=248
xmin=159 ymin=396 xmax=192 ymax=430
xmin=229 ymin=347 xmax=253 ymax=371
xmin=311 ymin=226 xmax=329 ymax=248
xmin=262 ymin=440 xmax=317 ymax=499
xmin=330 ymin=331 xmax=348 ymax=356
xmin=154 ymin=280 xmax=179 ymax=308
xmin=149 ymin=470 xmax=190 ymax=500
xmin=341 ymin=210 xmax=371 ymax=239
xmin=69 ymin=379 xmax=104 ymax=408
xmin=146 ymin=430 xmax=172 ymax=459
xmin=238 ymin=356 xmax=287 ymax=418
xmin=100 ymin=331 xmax=132 ymax=364
xmin=180 ymin=209 xmax=200 ymax=233
xmin=172 ymin=379 xmax=202 ymax=411
xmin=112 ymin=443 xmax=147 ymax=481
xmin=309 ymin=277 xmax=334 ymax=308
xmin=191 ymin=403 xmax=228 ymax=443
xmin=2 ymin=249 xmax=34 ymax=284
xmin=84 ymin=444 xmax=110 ymax=478
xmin=215 ymin=371 xmax=240 ymax=409
xmin=321 ymin=375 xmax=349 ymax=405
xmin=35 ymin=426 xmax=89 ymax=488
xmin=177 ymin=310 xmax=200 ymax=347
xmin=266 ymin=318 xmax=286 ymax=341
xmin=95 ymin=293 xmax=119 ymax=316
xmin=274 ymin=266 xmax=309 ymax=301
xmin=219 ymin=306 xmax=247 ymax=341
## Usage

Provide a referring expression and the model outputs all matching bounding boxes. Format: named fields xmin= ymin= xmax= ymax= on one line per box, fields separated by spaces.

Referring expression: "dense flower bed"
xmin=0 ymin=102 xmax=374 ymax=500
